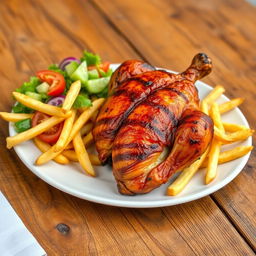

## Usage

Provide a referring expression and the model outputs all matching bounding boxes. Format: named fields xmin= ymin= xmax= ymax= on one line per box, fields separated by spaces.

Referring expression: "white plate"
xmin=9 ymin=64 xmax=252 ymax=208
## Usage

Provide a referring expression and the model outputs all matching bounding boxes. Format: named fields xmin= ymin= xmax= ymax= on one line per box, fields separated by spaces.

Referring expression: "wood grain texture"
xmin=0 ymin=0 xmax=255 ymax=255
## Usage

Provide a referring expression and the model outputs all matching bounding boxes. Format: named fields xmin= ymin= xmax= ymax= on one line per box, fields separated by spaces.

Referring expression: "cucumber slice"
xmin=25 ymin=92 xmax=42 ymax=101
xmin=88 ymin=69 xmax=99 ymax=80
xmin=65 ymin=61 xmax=79 ymax=76
xmin=85 ymin=77 xmax=110 ymax=94
xmin=70 ymin=61 xmax=88 ymax=85
xmin=36 ymin=82 xmax=50 ymax=94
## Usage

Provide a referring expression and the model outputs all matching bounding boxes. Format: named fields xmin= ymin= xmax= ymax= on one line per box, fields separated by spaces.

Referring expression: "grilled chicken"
xmin=111 ymin=53 xmax=213 ymax=194
xmin=93 ymin=56 xmax=207 ymax=163
xmin=108 ymin=60 xmax=155 ymax=95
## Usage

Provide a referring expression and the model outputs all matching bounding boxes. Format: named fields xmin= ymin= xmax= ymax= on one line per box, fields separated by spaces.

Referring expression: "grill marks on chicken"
xmin=93 ymin=53 xmax=214 ymax=195
xmin=93 ymin=70 xmax=180 ymax=163
xmin=117 ymin=110 xmax=213 ymax=195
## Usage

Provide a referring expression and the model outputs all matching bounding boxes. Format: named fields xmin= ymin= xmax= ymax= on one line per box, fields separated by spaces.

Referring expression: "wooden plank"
xmin=0 ymin=0 xmax=255 ymax=255
xmin=92 ymin=0 xmax=256 ymax=250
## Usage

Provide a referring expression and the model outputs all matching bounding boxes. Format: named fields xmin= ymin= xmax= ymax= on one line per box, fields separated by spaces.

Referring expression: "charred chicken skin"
xmin=93 ymin=53 xmax=214 ymax=195
xmin=108 ymin=59 xmax=155 ymax=95
xmin=93 ymin=58 xmax=204 ymax=163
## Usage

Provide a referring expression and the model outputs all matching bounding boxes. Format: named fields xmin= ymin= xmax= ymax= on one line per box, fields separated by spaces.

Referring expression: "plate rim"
xmin=9 ymin=64 xmax=252 ymax=208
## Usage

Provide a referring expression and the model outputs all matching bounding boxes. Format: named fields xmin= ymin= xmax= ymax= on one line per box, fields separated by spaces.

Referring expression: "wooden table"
xmin=0 ymin=0 xmax=255 ymax=255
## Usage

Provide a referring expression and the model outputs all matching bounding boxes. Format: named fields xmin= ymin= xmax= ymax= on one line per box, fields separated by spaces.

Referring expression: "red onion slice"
xmin=59 ymin=57 xmax=80 ymax=70
xmin=47 ymin=95 xmax=65 ymax=106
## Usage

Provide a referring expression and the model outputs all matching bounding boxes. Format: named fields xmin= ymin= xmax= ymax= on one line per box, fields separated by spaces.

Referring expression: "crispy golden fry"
xmin=62 ymin=150 xmax=101 ymax=165
xmin=54 ymin=109 xmax=77 ymax=152
xmin=201 ymin=146 xmax=253 ymax=168
xmin=13 ymin=92 xmax=68 ymax=117
xmin=62 ymin=81 xmax=81 ymax=111
xmin=90 ymin=110 xmax=99 ymax=122
xmin=205 ymin=139 xmax=221 ymax=184
xmin=210 ymin=102 xmax=224 ymax=132
xmin=73 ymin=132 xmax=95 ymax=176
xmin=167 ymin=148 xmax=209 ymax=196
xmin=69 ymin=98 xmax=105 ymax=139
xmin=201 ymin=85 xmax=225 ymax=105
xmin=80 ymin=122 xmax=93 ymax=136
xmin=219 ymin=98 xmax=244 ymax=114
xmin=34 ymin=138 xmax=69 ymax=165
xmin=214 ymin=126 xmax=254 ymax=144
xmin=65 ymin=123 xmax=94 ymax=149
xmin=223 ymin=122 xmax=248 ymax=132
xmin=35 ymin=98 xmax=105 ymax=165
xmin=200 ymin=100 xmax=209 ymax=115
xmin=6 ymin=116 xmax=64 ymax=149
xmin=0 ymin=112 xmax=33 ymax=122
xmin=83 ymin=132 xmax=93 ymax=148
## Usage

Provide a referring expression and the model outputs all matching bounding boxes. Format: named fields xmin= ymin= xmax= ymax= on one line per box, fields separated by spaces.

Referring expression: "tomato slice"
xmin=88 ymin=62 xmax=110 ymax=75
xmin=37 ymin=70 xmax=66 ymax=96
xmin=99 ymin=62 xmax=110 ymax=73
xmin=32 ymin=111 xmax=63 ymax=144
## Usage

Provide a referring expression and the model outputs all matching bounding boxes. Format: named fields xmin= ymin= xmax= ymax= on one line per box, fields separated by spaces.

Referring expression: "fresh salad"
xmin=12 ymin=51 xmax=112 ymax=137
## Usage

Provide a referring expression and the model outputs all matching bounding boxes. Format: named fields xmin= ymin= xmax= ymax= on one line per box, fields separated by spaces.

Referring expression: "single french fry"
xmin=90 ymin=110 xmax=99 ymax=122
xmin=202 ymin=85 xmax=225 ymax=105
xmin=210 ymin=103 xmax=224 ymax=132
xmin=83 ymin=132 xmax=93 ymax=148
xmin=62 ymin=81 xmax=81 ymax=111
xmin=201 ymin=146 xmax=253 ymax=168
xmin=200 ymin=100 xmax=209 ymax=115
xmin=205 ymin=139 xmax=221 ymax=184
xmin=223 ymin=122 xmax=248 ymax=133
xmin=35 ymin=98 xmax=105 ymax=165
xmin=34 ymin=138 xmax=69 ymax=165
xmin=0 ymin=112 xmax=33 ymax=122
xmin=54 ymin=109 xmax=77 ymax=152
xmin=73 ymin=132 xmax=95 ymax=176
xmin=62 ymin=150 xmax=101 ymax=165
xmin=80 ymin=122 xmax=93 ymax=136
xmin=214 ymin=126 xmax=254 ymax=144
xmin=167 ymin=148 xmax=209 ymax=196
xmin=219 ymin=98 xmax=244 ymax=114
xmin=6 ymin=116 xmax=64 ymax=149
xmin=13 ymin=92 xmax=68 ymax=117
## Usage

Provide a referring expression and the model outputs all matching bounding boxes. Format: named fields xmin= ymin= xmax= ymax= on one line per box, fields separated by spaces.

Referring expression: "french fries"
xmin=167 ymin=148 xmax=209 ymax=196
xmin=201 ymin=146 xmax=253 ymax=168
xmin=214 ymin=126 xmax=254 ymax=144
xmin=54 ymin=109 xmax=77 ymax=152
xmin=62 ymin=150 xmax=101 ymax=166
xmin=219 ymin=98 xmax=244 ymax=114
xmin=201 ymin=85 xmax=225 ymax=106
xmin=222 ymin=122 xmax=248 ymax=132
xmin=6 ymin=116 xmax=64 ymax=149
xmin=205 ymin=102 xmax=223 ymax=184
xmin=0 ymin=112 xmax=33 ymax=122
xmin=13 ymin=92 xmax=69 ymax=117
xmin=83 ymin=132 xmax=93 ymax=148
xmin=73 ymin=132 xmax=95 ymax=176
xmin=205 ymin=140 xmax=221 ymax=184
xmin=167 ymin=84 xmax=253 ymax=195
xmin=34 ymin=138 xmax=69 ymax=165
xmin=62 ymin=81 xmax=81 ymax=111
xmin=200 ymin=100 xmax=209 ymax=115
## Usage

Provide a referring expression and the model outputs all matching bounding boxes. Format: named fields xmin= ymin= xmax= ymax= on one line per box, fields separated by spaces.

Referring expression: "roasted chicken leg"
xmin=111 ymin=53 xmax=213 ymax=194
